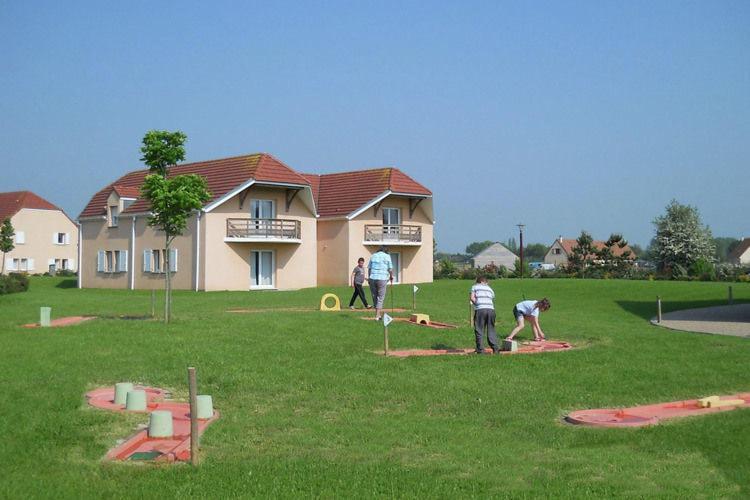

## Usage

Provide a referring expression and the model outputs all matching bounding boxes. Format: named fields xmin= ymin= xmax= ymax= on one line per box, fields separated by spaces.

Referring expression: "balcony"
xmin=364 ymin=224 xmax=422 ymax=246
xmin=225 ymin=218 xmax=302 ymax=243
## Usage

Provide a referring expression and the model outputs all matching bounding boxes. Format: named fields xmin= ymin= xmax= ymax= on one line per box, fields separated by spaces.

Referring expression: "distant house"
xmin=0 ymin=191 xmax=78 ymax=274
xmin=544 ymin=236 xmax=636 ymax=267
xmin=472 ymin=242 xmax=517 ymax=270
xmin=728 ymin=238 xmax=750 ymax=265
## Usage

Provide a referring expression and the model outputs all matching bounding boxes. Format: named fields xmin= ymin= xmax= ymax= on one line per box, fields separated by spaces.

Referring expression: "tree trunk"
xmin=165 ymin=235 xmax=171 ymax=324
xmin=1 ymin=252 xmax=5 ymax=274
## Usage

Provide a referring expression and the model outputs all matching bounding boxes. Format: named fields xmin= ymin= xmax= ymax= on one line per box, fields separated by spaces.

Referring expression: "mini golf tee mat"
xmin=386 ymin=340 xmax=572 ymax=357
xmin=566 ymin=392 xmax=750 ymax=427
xmin=23 ymin=316 xmax=96 ymax=328
xmin=86 ymin=386 xmax=219 ymax=463
xmin=361 ymin=316 xmax=459 ymax=329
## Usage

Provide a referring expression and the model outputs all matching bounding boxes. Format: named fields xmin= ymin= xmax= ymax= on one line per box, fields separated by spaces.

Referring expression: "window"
xmin=390 ymin=252 xmax=401 ymax=284
xmin=250 ymin=250 xmax=274 ymax=288
xmin=97 ymin=250 xmax=128 ymax=273
xmin=15 ymin=231 xmax=25 ymax=244
xmin=9 ymin=258 xmax=33 ymax=271
xmin=53 ymin=258 xmax=73 ymax=271
xmin=108 ymin=205 xmax=119 ymax=227
xmin=54 ymin=232 xmax=70 ymax=245
xmin=250 ymin=199 xmax=275 ymax=219
xmin=382 ymin=208 xmax=401 ymax=240
xmin=553 ymin=248 xmax=561 ymax=255
xmin=143 ymin=248 xmax=178 ymax=273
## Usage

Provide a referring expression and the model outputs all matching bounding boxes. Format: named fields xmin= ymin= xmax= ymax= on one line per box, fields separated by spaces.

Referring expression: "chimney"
xmin=558 ymin=235 xmax=563 ymax=243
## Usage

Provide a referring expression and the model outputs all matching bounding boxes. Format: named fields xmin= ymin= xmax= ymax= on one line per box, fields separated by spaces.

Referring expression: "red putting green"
xmin=386 ymin=340 xmax=573 ymax=357
xmin=566 ymin=393 xmax=750 ymax=427
xmin=86 ymin=386 xmax=219 ymax=463
xmin=23 ymin=316 xmax=96 ymax=328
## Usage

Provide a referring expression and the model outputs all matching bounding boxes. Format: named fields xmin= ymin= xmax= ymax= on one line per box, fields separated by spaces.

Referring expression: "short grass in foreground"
xmin=1 ymin=277 xmax=749 ymax=498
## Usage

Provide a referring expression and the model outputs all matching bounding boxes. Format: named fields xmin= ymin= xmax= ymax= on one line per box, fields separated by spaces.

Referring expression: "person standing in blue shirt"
xmin=367 ymin=246 xmax=393 ymax=320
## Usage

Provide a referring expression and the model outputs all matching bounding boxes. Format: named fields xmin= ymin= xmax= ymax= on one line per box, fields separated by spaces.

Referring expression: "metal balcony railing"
xmin=226 ymin=218 xmax=301 ymax=240
xmin=364 ymin=224 xmax=422 ymax=243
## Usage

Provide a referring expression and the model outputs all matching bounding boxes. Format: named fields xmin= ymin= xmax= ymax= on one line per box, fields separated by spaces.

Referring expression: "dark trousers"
xmin=349 ymin=283 xmax=369 ymax=307
xmin=474 ymin=308 xmax=499 ymax=353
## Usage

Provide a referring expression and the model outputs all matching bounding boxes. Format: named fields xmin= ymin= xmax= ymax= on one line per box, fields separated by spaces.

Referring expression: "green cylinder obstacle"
xmin=125 ymin=390 xmax=147 ymax=411
xmin=196 ymin=395 xmax=214 ymax=419
xmin=114 ymin=382 xmax=134 ymax=405
xmin=148 ymin=410 xmax=173 ymax=438
xmin=40 ymin=307 xmax=51 ymax=327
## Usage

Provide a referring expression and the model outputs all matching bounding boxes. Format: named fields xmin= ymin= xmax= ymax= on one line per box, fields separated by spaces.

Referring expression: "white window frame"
xmin=382 ymin=207 xmax=401 ymax=240
xmin=15 ymin=231 xmax=25 ymax=244
xmin=249 ymin=249 xmax=275 ymax=289
xmin=108 ymin=205 xmax=119 ymax=227
xmin=390 ymin=251 xmax=401 ymax=284
xmin=54 ymin=232 xmax=70 ymax=245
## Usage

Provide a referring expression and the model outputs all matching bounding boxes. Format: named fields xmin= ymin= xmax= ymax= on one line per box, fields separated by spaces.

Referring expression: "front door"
xmin=390 ymin=252 xmax=401 ymax=283
xmin=250 ymin=250 xmax=274 ymax=288
xmin=382 ymin=207 xmax=401 ymax=240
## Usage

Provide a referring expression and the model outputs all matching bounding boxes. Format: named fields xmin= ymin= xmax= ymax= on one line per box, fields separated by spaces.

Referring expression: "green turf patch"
xmin=128 ymin=451 xmax=163 ymax=461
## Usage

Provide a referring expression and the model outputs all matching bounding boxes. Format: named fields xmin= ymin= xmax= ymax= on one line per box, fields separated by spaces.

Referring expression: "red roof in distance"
xmin=553 ymin=238 xmax=636 ymax=259
xmin=0 ymin=191 xmax=63 ymax=223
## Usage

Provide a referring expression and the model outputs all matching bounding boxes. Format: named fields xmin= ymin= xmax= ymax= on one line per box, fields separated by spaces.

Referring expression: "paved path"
xmin=653 ymin=304 xmax=750 ymax=338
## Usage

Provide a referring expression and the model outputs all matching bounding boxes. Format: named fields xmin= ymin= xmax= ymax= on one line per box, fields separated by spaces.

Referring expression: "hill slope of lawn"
xmin=1 ymin=277 xmax=749 ymax=498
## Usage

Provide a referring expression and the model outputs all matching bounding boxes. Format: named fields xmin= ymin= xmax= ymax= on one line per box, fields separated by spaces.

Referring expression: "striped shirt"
xmin=471 ymin=283 xmax=495 ymax=310
xmin=368 ymin=251 xmax=393 ymax=281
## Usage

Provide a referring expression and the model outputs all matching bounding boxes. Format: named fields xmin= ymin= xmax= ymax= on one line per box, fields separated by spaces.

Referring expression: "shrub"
xmin=0 ymin=273 xmax=30 ymax=295
xmin=689 ymin=258 xmax=716 ymax=281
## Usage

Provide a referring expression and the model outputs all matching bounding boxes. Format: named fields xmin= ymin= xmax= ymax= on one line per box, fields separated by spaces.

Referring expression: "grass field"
xmin=1 ymin=277 xmax=749 ymax=498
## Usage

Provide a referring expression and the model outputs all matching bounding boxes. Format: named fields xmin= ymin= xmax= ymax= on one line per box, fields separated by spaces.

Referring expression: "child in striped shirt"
xmin=470 ymin=276 xmax=499 ymax=354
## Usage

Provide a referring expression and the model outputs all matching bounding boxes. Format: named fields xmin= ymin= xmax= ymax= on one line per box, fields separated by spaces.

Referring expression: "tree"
xmin=465 ymin=240 xmax=494 ymax=256
xmin=713 ymin=237 xmax=740 ymax=263
xmin=140 ymin=131 xmax=211 ymax=323
xmin=506 ymin=237 xmax=518 ymax=254
xmin=652 ymin=200 xmax=715 ymax=276
xmin=595 ymin=233 xmax=634 ymax=276
xmin=566 ymin=231 xmax=595 ymax=277
xmin=523 ymin=243 xmax=548 ymax=262
xmin=0 ymin=218 xmax=15 ymax=274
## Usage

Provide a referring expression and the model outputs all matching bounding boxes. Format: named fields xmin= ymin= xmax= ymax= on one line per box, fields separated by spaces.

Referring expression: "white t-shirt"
xmin=516 ymin=300 xmax=539 ymax=317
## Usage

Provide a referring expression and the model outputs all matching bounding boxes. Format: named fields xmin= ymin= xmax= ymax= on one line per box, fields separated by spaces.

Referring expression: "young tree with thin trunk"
xmin=140 ymin=131 xmax=211 ymax=323
xmin=0 ymin=218 xmax=15 ymax=274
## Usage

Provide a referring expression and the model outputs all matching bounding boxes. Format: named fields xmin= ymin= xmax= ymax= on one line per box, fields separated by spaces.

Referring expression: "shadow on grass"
xmin=616 ymin=299 xmax=750 ymax=322
xmin=55 ymin=279 xmax=77 ymax=289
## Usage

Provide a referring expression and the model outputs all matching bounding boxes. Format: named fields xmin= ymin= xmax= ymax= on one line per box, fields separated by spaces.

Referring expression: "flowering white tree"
xmin=652 ymin=200 xmax=715 ymax=274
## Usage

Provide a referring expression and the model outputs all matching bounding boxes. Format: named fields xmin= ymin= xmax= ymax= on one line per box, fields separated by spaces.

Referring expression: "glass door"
xmin=382 ymin=207 xmax=401 ymax=241
xmin=390 ymin=252 xmax=401 ymax=283
xmin=251 ymin=200 xmax=275 ymax=237
xmin=250 ymin=250 xmax=275 ymax=288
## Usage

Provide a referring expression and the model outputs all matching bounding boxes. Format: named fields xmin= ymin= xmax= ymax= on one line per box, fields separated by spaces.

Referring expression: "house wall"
xmin=80 ymin=217 xmax=131 ymax=288
xmin=344 ymin=195 xmax=434 ymax=285
xmin=544 ymin=241 xmax=569 ymax=266
xmin=473 ymin=248 xmax=517 ymax=270
xmin=3 ymin=208 xmax=78 ymax=274
xmin=202 ymin=185 xmax=317 ymax=291
xmin=736 ymin=248 xmax=750 ymax=266
xmin=132 ymin=216 xmax=196 ymax=290
xmin=317 ymin=219 xmax=350 ymax=286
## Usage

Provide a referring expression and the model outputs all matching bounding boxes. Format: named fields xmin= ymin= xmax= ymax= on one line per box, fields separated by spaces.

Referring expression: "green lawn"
xmin=1 ymin=277 xmax=749 ymax=498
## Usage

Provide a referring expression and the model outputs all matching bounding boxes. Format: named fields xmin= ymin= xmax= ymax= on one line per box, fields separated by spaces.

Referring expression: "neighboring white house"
xmin=472 ymin=242 xmax=517 ymax=270
xmin=729 ymin=238 xmax=750 ymax=266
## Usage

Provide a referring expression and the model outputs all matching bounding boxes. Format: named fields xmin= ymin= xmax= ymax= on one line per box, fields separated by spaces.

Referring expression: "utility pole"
xmin=517 ymin=224 xmax=525 ymax=278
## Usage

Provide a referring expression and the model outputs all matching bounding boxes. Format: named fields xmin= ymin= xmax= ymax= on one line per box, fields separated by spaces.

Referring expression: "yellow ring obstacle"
xmin=319 ymin=293 xmax=341 ymax=311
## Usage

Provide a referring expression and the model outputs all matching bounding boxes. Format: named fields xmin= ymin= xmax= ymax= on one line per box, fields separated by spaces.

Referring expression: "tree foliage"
xmin=566 ymin=231 xmax=595 ymax=277
xmin=465 ymin=240 xmax=494 ymax=256
xmin=713 ymin=237 xmax=740 ymax=263
xmin=0 ymin=218 xmax=15 ymax=274
xmin=652 ymin=200 xmax=715 ymax=275
xmin=140 ymin=130 xmax=211 ymax=323
xmin=523 ymin=243 xmax=548 ymax=261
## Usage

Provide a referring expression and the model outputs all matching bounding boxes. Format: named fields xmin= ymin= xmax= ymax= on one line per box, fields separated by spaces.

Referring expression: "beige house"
xmin=544 ymin=236 xmax=636 ymax=267
xmin=78 ymin=154 xmax=434 ymax=291
xmin=728 ymin=238 xmax=750 ymax=265
xmin=472 ymin=242 xmax=517 ymax=270
xmin=0 ymin=191 xmax=78 ymax=274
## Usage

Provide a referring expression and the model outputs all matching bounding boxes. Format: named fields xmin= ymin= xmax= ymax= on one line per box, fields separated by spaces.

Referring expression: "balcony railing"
xmin=364 ymin=224 xmax=422 ymax=244
xmin=226 ymin=218 xmax=301 ymax=241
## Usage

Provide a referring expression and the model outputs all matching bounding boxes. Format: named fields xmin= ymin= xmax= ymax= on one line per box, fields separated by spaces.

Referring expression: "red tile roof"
xmin=729 ymin=238 xmax=750 ymax=260
xmin=306 ymin=167 xmax=431 ymax=218
xmin=555 ymin=238 xmax=636 ymax=259
xmin=79 ymin=153 xmax=310 ymax=218
xmin=80 ymin=155 xmax=432 ymax=219
xmin=0 ymin=191 xmax=63 ymax=223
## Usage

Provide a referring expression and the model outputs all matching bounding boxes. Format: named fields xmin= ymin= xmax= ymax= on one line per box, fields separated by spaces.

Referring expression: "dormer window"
xmin=108 ymin=205 xmax=119 ymax=227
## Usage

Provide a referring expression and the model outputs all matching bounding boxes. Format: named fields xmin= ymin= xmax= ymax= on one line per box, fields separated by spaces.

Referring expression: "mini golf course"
xmin=86 ymin=384 xmax=218 ymax=463
xmin=386 ymin=340 xmax=573 ymax=357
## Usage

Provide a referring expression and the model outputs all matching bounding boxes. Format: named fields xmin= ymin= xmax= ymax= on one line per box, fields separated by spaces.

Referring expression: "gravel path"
xmin=653 ymin=304 xmax=750 ymax=337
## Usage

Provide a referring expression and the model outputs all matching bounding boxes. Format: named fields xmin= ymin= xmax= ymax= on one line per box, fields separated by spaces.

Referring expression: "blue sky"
xmin=1 ymin=1 xmax=748 ymax=252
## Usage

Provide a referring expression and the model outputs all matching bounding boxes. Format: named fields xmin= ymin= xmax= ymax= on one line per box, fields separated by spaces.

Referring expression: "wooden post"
xmin=728 ymin=286 xmax=733 ymax=305
xmin=469 ymin=302 xmax=474 ymax=328
xmin=384 ymin=323 xmax=389 ymax=356
xmin=150 ymin=290 xmax=156 ymax=318
xmin=188 ymin=367 xmax=199 ymax=465
xmin=657 ymin=296 xmax=662 ymax=323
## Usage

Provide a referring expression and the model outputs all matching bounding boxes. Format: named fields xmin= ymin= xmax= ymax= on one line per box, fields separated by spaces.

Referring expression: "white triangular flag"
xmin=383 ymin=313 xmax=393 ymax=327
xmin=413 ymin=285 xmax=419 ymax=293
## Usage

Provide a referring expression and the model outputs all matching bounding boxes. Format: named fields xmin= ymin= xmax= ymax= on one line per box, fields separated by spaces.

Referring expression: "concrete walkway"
xmin=653 ymin=304 xmax=750 ymax=338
